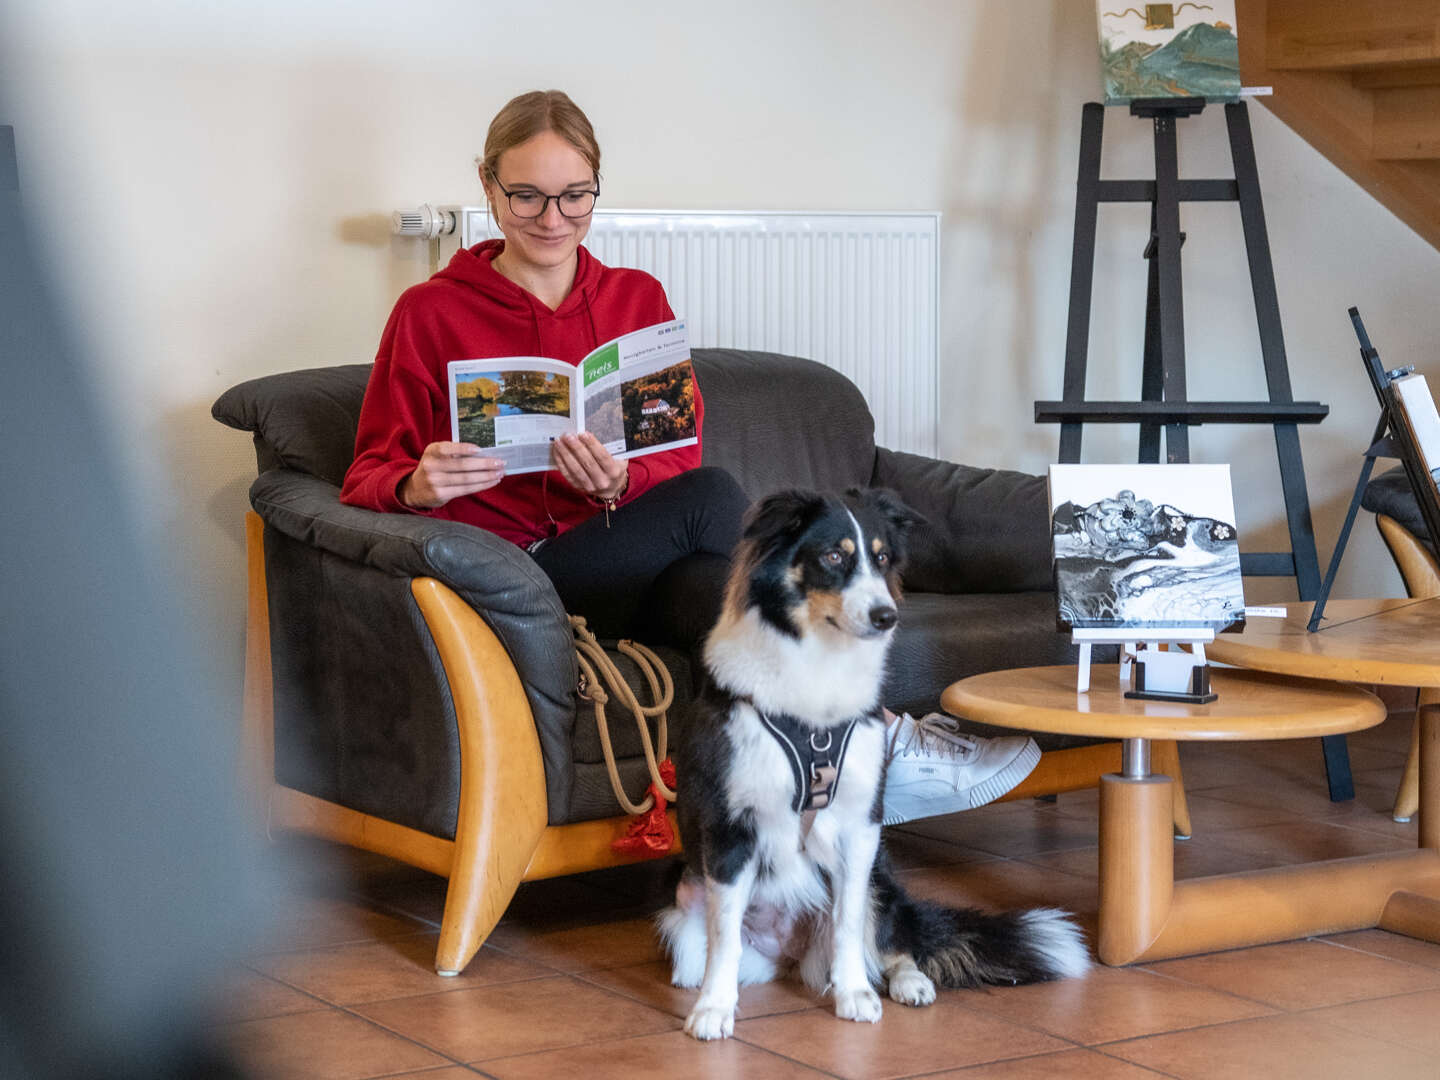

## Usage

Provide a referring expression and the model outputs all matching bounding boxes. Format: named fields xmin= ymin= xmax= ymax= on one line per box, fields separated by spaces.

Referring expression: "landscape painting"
xmin=1049 ymin=464 xmax=1246 ymax=632
xmin=1096 ymin=2 xmax=1241 ymax=105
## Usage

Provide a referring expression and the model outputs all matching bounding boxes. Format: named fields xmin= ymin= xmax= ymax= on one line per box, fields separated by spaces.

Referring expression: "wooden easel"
xmin=1037 ymin=99 xmax=1354 ymax=801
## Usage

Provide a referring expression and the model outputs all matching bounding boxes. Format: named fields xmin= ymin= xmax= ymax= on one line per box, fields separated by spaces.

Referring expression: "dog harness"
xmin=753 ymin=708 xmax=873 ymax=835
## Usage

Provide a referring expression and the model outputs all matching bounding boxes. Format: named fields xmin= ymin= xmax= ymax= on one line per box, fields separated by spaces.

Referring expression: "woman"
xmin=341 ymin=89 xmax=746 ymax=646
xmin=340 ymin=89 xmax=1039 ymax=820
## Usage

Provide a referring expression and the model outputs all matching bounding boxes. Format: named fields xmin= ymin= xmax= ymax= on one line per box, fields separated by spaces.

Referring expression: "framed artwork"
xmin=1096 ymin=2 xmax=1241 ymax=105
xmin=1049 ymin=464 xmax=1246 ymax=632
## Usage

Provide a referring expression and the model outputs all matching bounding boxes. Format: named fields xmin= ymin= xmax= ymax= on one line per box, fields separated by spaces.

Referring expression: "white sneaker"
xmin=881 ymin=712 xmax=1041 ymax=826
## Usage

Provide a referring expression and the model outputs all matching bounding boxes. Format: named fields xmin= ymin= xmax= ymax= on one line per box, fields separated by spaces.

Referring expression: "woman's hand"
xmin=552 ymin=431 xmax=629 ymax=502
xmin=400 ymin=442 xmax=505 ymax=508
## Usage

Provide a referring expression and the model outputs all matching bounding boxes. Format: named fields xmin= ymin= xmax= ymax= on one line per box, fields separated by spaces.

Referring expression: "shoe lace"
xmin=894 ymin=713 xmax=980 ymax=762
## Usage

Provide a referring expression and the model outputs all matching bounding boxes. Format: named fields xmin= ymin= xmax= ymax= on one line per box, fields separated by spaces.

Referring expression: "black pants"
xmin=531 ymin=466 xmax=750 ymax=648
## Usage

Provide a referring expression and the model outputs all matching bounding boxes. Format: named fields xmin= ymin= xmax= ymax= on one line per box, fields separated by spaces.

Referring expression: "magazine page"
xmin=576 ymin=319 xmax=699 ymax=461
xmin=446 ymin=356 xmax=578 ymax=475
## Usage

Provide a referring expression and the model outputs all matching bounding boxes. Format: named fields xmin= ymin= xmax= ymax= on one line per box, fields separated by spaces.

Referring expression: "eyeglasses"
xmin=493 ymin=178 xmax=600 ymax=220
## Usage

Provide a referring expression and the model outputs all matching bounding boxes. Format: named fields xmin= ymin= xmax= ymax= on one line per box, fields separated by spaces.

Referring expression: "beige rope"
xmin=571 ymin=616 xmax=678 ymax=814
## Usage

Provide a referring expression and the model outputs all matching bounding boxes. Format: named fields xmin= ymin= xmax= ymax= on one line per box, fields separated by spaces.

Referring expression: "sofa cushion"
xmin=872 ymin=448 xmax=1053 ymax=594
xmin=1363 ymin=466 xmax=1435 ymax=552
xmin=696 ymin=348 xmax=876 ymax=498
xmin=213 ymin=363 xmax=372 ymax=486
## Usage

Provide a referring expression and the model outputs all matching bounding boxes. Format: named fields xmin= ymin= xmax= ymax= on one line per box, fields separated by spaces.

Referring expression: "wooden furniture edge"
xmin=243 ymin=511 xmax=276 ymax=822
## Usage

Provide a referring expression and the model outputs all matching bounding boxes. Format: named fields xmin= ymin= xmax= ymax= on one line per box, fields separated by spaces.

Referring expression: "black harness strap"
xmin=753 ymin=709 xmax=860 ymax=817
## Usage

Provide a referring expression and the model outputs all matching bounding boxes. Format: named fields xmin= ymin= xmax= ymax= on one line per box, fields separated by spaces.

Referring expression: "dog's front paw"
xmin=684 ymin=1003 xmax=736 ymax=1041
xmin=887 ymin=968 xmax=936 ymax=1007
xmin=834 ymin=985 xmax=883 ymax=1023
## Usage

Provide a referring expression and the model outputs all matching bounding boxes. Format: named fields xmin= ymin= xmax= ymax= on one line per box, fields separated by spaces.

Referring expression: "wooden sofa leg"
xmin=412 ymin=577 xmax=549 ymax=976
xmin=1152 ymin=739 xmax=1192 ymax=839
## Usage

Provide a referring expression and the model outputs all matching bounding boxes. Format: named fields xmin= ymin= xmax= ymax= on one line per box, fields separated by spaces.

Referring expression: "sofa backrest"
xmin=212 ymin=348 xmax=879 ymax=497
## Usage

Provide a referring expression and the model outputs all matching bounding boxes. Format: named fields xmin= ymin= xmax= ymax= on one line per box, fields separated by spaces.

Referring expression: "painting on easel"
xmin=1049 ymin=464 xmax=1247 ymax=632
xmin=1096 ymin=2 xmax=1241 ymax=105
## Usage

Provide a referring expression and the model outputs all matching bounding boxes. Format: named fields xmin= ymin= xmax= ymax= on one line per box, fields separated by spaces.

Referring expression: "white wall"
xmin=4 ymin=0 xmax=1438 ymax=677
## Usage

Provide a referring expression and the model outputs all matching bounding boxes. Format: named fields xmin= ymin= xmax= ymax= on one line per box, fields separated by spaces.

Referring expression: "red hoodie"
xmin=340 ymin=239 xmax=702 ymax=546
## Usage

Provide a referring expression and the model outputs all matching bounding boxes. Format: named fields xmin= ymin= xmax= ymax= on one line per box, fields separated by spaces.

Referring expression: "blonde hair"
xmin=481 ymin=90 xmax=601 ymax=185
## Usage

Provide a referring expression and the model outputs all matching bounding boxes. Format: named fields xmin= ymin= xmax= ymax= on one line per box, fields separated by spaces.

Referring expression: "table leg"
xmin=1420 ymin=701 xmax=1440 ymax=852
xmin=1099 ymin=739 xmax=1175 ymax=966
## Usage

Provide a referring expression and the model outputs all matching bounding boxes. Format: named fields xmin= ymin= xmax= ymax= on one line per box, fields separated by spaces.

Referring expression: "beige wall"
xmin=5 ymin=0 xmax=1439 ymax=668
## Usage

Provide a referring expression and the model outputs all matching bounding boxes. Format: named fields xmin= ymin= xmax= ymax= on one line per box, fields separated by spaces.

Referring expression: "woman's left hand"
xmin=553 ymin=431 xmax=629 ymax=502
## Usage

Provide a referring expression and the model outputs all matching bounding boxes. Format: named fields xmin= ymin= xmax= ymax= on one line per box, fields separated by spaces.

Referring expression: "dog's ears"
xmin=743 ymin=489 xmax=828 ymax=553
xmin=850 ymin=487 xmax=926 ymax=533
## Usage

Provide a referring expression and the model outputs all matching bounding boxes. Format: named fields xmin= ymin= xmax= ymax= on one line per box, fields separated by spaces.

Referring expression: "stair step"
xmin=1264 ymin=0 xmax=1440 ymax=71
xmin=1373 ymin=85 xmax=1440 ymax=159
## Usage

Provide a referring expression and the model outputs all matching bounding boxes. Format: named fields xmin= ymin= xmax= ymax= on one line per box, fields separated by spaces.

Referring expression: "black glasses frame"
xmin=492 ymin=178 xmax=601 ymax=220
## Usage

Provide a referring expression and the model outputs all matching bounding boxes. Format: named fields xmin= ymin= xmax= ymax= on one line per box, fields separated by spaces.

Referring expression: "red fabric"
xmin=340 ymin=240 xmax=703 ymax=547
xmin=612 ymin=757 xmax=677 ymax=859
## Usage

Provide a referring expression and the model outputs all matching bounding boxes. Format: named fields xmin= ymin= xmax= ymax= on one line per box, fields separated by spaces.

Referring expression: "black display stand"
xmin=1037 ymin=99 xmax=1354 ymax=801
xmin=1308 ymin=308 xmax=1440 ymax=631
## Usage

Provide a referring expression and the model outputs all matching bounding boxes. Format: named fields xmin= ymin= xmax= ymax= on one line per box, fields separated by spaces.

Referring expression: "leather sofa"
xmin=214 ymin=347 xmax=1176 ymax=973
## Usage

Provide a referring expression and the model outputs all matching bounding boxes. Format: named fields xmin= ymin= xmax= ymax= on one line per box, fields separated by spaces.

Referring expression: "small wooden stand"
xmin=1073 ymin=628 xmax=1216 ymax=702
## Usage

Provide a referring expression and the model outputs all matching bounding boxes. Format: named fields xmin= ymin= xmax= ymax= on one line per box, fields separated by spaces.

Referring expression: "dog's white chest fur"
xmin=724 ymin=701 xmax=885 ymax=907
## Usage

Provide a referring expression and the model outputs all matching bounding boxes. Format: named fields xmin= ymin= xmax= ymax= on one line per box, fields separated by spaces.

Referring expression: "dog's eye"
xmin=875 ymin=550 xmax=890 ymax=567
xmin=821 ymin=550 xmax=844 ymax=567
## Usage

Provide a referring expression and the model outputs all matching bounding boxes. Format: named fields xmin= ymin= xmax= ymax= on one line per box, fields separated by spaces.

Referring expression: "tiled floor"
xmin=215 ymin=693 xmax=1440 ymax=1079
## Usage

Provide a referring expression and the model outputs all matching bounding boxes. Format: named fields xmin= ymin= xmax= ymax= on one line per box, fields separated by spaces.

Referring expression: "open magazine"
xmin=446 ymin=319 xmax=698 ymax=474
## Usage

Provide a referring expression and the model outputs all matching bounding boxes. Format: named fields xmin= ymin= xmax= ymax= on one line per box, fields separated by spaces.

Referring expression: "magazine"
xmin=1049 ymin=463 xmax=1246 ymax=632
xmin=446 ymin=319 xmax=698 ymax=474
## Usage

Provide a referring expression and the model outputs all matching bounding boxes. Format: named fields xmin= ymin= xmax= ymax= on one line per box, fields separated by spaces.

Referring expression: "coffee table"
xmin=1207 ymin=597 xmax=1440 ymax=825
xmin=940 ymin=665 xmax=1427 ymax=966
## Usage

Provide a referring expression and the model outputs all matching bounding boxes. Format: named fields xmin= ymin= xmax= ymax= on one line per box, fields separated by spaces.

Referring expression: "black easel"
xmin=1037 ymin=99 xmax=1354 ymax=801
xmin=1309 ymin=308 xmax=1440 ymax=630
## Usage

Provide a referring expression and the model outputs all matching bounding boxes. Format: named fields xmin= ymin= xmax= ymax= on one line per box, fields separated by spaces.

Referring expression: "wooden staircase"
xmin=1237 ymin=0 xmax=1440 ymax=249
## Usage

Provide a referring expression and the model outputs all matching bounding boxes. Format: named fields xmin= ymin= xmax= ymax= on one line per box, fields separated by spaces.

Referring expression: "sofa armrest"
xmin=872 ymin=448 xmax=1053 ymax=594
xmin=249 ymin=469 xmax=581 ymax=823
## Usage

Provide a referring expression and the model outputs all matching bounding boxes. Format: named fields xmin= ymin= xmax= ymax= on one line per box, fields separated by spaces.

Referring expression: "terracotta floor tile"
xmin=1322 ymin=928 xmax=1440 ymax=970
xmin=1143 ymin=938 xmax=1440 ymax=1010
xmin=883 ymin=827 xmax=1002 ymax=870
xmin=578 ymin=960 xmax=823 ymax=1019
xmin=1301 ymin=987 xmax=1440 ymax=1054
xmin=209 ymin=967 xmax=328 ymax=1024
xmin=896 ymin=858 xmax=1099 ymax=918
xmin=482 ymin=1029 xmax=832 ymax=1079
xmin=382 ymin=1070 xmax=482 ymax=1079
xmin=953 ymin=963 xmax=1274 ymax=1044
xmin=483 ymin=914 xmax=665 ymax=972
xmin=921 ymin=1047 xmax=1171 ymax=1078
xmin=892 ymin=803 xmax=1101 ymax=857
xmin=353 ymin=974 xmax=679 ymax=1062
xmin=1102 ymin=1011 xmax=1433 ymax=1079
xmin=250 ymin=935 xmax=550 ymax=1005
xmin=1198 ymin=818 xmax=1412 ymax=867
xmin=218 ymin=1007 xmax=449 ymax=1079
xmin=251 ymin=893 xmax=433 ymax=954
xmin=734 ymin=998 xmax=1069 ymax=1080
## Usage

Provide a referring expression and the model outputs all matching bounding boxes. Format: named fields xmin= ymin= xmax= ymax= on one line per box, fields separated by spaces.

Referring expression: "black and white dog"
xmin=659 ymin=488 xmax=1088 ymax=1041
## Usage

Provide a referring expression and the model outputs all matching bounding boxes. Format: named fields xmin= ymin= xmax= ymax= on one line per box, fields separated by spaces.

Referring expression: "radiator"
xmin=441 ymin=208 xmax=941 ymax=457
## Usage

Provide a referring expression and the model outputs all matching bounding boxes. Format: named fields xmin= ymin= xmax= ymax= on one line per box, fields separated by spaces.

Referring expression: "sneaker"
xmin=881 ymin=712 xmax=1041 ymax=826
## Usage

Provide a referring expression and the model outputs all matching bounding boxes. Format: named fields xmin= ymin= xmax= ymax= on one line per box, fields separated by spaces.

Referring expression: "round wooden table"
xmin=939 ymin=663 xmax=1435 ymax=966
xmin=1207 ymin=594 xmax=1440 ymax=822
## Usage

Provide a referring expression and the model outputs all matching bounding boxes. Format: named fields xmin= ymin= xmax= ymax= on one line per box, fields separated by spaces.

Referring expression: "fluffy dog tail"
xmin=874 ymin=865 xmax=1090 ymax=987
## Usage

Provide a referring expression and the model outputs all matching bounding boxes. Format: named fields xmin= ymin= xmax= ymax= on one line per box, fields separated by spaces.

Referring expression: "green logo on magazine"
xmin=583 ymin=344 xmax=620 ymax=386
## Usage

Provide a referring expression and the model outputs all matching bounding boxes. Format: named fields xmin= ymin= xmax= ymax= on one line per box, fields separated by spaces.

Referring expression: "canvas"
xmin=1096 ymin=2 xmax=1241 ymax=105
xmin=1049 ymin=464 xmax=1246 ymax=631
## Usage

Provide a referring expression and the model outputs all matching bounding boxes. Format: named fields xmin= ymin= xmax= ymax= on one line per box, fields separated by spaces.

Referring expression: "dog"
xmin=658 ymin=487 xmax=1089 ymax=1041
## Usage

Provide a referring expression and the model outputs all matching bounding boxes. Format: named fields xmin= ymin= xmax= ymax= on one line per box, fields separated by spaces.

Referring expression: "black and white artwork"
xmin=1049 ymin=464 xmax=1246 ymax=631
